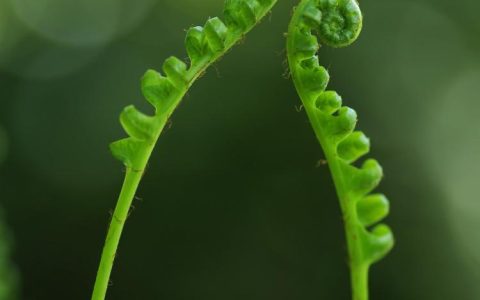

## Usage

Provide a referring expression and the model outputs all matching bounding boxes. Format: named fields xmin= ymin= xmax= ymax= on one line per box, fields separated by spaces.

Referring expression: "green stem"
xmin=325 ymin=142 xmax=369 ymax=300
xmin=91 ymin=168 xmax=144 ymax=300
xmin=312 ymin=108 xmax=369 ymax=300
xmin=331 ymin=155 xmax=369 ymax=300
xmin=351 ymin=262 xmax=368 ymax=300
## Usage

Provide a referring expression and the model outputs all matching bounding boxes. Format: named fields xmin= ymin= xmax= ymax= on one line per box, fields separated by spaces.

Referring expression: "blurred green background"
xmin=1 ymin=0 xmax=479 ymax=299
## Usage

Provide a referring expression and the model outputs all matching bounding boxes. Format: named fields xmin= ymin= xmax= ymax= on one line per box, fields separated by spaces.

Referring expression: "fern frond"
xmin=92 ymin=1 xmax=278 ymax=299
xmin=286 ymin=1 xmax=393 ymax=299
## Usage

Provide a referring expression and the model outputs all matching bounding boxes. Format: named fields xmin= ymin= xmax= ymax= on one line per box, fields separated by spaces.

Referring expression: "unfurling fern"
xmin=91 ymin=1 xmax=278 ymax=299
xmin=286 ymin=1 xmax=394 ymax=299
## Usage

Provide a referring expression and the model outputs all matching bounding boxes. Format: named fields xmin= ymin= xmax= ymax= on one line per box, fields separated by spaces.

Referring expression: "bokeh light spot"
xmin=424 ymin=68 xmax=480 ymax=275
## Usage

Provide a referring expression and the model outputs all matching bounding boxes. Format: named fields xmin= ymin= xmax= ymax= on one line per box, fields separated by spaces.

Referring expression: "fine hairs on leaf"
xmin=286 ymin=0 xmax=394 ymax=299
xmin=91 ymin=1 xmax=278 ymax=299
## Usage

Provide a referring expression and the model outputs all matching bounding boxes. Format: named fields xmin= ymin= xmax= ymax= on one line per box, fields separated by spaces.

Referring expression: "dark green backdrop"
xmin=1 ymin=0 xmax=479 ymax=299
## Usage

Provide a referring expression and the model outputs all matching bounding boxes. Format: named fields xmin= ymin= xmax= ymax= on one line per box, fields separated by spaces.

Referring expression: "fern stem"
xmin=91 ymin=168 xmax=146 ymax=300
xmin=351 ymin=262 xmax=368 ymax=300
xmin=305 ymin=103 xmax=370 ymax=300
xmin=327 ymin=145 xmax=369 ymax=300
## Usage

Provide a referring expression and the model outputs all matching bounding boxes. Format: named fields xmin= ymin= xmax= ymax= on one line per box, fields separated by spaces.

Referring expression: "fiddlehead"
xmin=92 ymin=1 xmax=277 ymax=299
xmin=286 ymin=1 xmax=393 ymax=299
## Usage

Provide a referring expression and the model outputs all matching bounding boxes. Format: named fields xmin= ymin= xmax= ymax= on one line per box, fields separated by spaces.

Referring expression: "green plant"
xmin=91 ymin=1 xmax=278 ymax=299
xmin=286 ymin=0 xmax=394 ymax=299
xmin=92 ymin=0 xmax=393 ymax=298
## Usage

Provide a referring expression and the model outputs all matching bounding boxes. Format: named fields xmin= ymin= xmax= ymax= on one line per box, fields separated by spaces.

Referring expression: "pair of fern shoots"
xmin=91 ymin=1 xmax=394 ymax=300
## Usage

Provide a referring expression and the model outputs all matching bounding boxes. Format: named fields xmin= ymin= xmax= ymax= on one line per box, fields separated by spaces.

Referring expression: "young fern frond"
xmin=92 ymin=1 xmax=277 ymax=299
xmin=286 ymin=1 xmax=394 ymax=299
xmin=110 ymin=0 xmax=277 ymax=170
